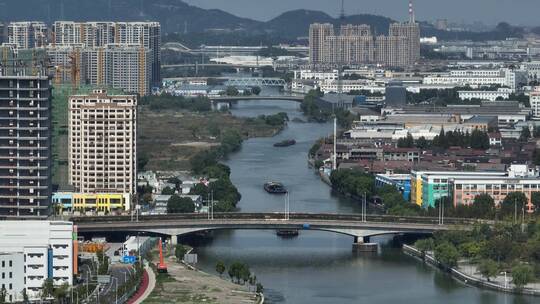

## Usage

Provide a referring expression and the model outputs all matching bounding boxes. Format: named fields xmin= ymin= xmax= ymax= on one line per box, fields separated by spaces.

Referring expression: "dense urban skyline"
xmin=184 ymin=0 xmax=540 ymax=26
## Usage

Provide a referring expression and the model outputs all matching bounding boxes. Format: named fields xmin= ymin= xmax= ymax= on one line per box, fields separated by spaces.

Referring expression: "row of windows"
xmin=455 ymin=184 xmax=540 ymax=190
xmin=0 ymin=261 xmax=13 ymax=268
xmin=1 ymin=272 xmax=13 ymax=279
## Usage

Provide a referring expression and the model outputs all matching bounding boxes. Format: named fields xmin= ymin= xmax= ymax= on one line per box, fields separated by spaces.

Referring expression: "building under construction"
xmin=0 ymin=44 xmax=51 ymax=77
xmin=46 ymin=44 xmax=151 ymax=96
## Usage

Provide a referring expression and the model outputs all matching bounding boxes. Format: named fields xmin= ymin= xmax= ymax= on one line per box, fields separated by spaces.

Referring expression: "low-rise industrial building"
xmin=410 ymin=170 xmax=508 ymax=208
xmin=458 ymin=88 xmax=512 ymax=101
xmin=411 ymin=165 xmax=537 ymax=209
xmin=52 ymin=192 xmax=131 ymax=214
xmin=375 ymin=173 xmax=411 ymax=200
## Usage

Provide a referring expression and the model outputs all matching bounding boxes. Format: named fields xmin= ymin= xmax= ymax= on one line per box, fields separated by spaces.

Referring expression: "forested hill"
xmin=0 ymin=0 xmax=525 ymax=43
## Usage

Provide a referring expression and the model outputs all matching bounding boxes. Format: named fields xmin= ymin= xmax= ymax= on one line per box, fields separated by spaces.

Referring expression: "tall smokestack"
xmin=409 ymin=0 xmax=415 ymax=23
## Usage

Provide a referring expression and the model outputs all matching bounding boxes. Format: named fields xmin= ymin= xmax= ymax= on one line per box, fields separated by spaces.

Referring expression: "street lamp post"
xmin=438 ymin=200 xmax=445 ymax=225
xmin=113 ymin=277 xmax=118 ymax=304
xmin=362 ymin=192 xmax=367 ymax=222
xmin=211 ymin=190 xmax=214 ymax=220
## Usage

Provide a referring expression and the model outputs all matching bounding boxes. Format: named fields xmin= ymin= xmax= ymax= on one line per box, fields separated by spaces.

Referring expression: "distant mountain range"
xmin=0 ymin=0 xmax=528 ymax=45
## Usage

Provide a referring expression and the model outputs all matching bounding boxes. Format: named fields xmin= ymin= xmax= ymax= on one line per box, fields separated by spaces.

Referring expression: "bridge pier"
xmin=170 ymin=235 xmax=178 ymax=246
xmin=352 ymin=236 xmax=378 ymax=253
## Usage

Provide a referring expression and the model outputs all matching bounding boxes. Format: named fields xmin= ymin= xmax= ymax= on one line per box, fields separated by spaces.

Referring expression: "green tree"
xmin=41 ymin=278 xmax=54 ymax=299
xmin=21 ymin=288 xmax=28 ymax=303
xmin=228 ymin=262 xmax=244 ymax=283
xmin=251 ymin=86 xmax=261 ymax=95
xmin=477 ymin=259 xmax=499 ymax=282
xmin=239 ymin=264 xmax=251 ymax=285
xmin=470 ymin=129 xmax=490 ymax=149
xmin=161 ymin=186 xmax=175 ymax=195
xmin=500 ymin=192 xmax=528 ymax=220
xmin=225 ymin=86 xmax=239 ymax=96
xmin=533 ymin=126 xmax=540 ymax=138
xmin=137 ymin=154 xmax=149 ymax=171
xmin=397 ymin=133 xmax=414 ymax=148
xmin=141 ymin=192 xmax=153 ymax=205
xmin=414 ymin=238 xmax=434 ymax=260
xmin=434 ymin=242 xmax=459 ymax=269
xmin=0 ymin=286 xmax=6 ymax=304
xmin=53 ymin=283 xmax=69 ymax=301
xmin=207 ymin=123 xmax=221 ymax=137
xmin=533 ymin=149 xmax=540 ymax=166
xmin=520 ymin=126 xmax=531 ymax=142
xmin=415 ymin=136 xmax=429 ymax=149
xmin=167 ymin=195 xmax=195 ymax=213
xmin=96 ymin=250 xmax=110 ymax=275
xmin=175 ymin=244 xmax=187 ymax=261
xmin=531 ymin=192 xmax=540 ymax=213
xmin=458 ymin=241 xmax=481 ymax=259
xmin=512 ymin=264 xmax=534 ymax=289
xmin=215 ymin=261 xmax=226 ymax=277
xmin=256 ymin=283 xmax=264 ymax=293
xmin=471 ymin=194 xmax=496 ymax=219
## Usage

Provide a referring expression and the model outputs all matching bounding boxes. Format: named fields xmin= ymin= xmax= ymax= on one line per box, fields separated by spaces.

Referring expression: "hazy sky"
xmin=183 ymin=0 xmax=539 ymax=26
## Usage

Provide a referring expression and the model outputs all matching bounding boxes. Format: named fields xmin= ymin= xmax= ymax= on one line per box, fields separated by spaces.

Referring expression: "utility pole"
xmin=333 ymin=117 xmax=337 ymax=170
xmin=514 ymin=197 xmax=517 ymax=224
xmin=284 ymin=192 xmax=290 ymax=220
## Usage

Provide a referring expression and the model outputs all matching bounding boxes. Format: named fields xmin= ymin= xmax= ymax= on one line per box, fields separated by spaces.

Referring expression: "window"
xmin=8 ymin=261 xmax=11 ymax=267
xmin=1 ymin=261 xmax=3 ymax=267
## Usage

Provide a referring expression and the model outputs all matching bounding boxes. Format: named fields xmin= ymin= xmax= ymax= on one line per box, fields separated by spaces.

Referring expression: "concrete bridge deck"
xmin=73 ymin=213 xmax=473 ymax=250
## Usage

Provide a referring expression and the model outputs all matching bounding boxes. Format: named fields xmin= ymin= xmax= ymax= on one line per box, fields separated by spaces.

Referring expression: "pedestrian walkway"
xmin=127 ymin=264 xmax=156 ymax=304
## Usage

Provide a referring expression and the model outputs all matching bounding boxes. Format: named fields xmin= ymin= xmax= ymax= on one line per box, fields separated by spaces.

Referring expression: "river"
xmin=185 ymin=99 xmax=535 ymax=304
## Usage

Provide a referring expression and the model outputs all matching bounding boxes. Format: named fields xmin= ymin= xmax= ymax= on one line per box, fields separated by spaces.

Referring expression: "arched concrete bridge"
xmin=73 ymin=213 xmax=468 ymax=251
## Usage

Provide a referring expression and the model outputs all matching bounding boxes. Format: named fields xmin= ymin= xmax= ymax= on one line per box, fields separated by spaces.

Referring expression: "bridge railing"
xmin=71 ymin=212 xmax=488 ymax=226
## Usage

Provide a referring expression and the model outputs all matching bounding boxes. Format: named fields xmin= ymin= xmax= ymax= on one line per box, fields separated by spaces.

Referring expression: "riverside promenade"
xmin=403 ymin=245 xmax=540 ymax=296
xmin=142 ymin=248 xmax=262 ymax=304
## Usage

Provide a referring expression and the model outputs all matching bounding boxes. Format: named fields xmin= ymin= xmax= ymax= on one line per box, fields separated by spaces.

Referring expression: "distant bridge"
xmin=209 ymin=95 xmax=304 ymax=103
xmin=73 ymin=213 xmax=471 ymax=250
xmin=161 ymin=63 xmax=248 ymax=69
xmin=225 ymin=77 xmax=286 ymax=87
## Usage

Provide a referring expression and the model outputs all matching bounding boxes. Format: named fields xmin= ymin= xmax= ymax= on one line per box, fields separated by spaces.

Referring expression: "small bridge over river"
xmin=73 ymin=213 xmax=472 ymax=251
xmin=209 ymin=95 xmax=304 ymax=103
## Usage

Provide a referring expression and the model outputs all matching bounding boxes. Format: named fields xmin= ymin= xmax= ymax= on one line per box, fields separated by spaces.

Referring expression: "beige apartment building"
xmin=68 ymin=89 xmax=137 ymax=195
xmin=308 ymin=7 xmax=420 ymax=68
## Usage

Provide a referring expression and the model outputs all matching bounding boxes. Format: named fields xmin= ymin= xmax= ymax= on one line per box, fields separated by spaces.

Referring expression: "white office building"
xmin=424 ymin=68 xmax=527 ymax=91
xmin=530 ymin=91 xmax=540 ymax=117
xmin=0 ymin=221 xmax=74 ymax=302
xmin=458 ymin=88 xmax=512 ymax=101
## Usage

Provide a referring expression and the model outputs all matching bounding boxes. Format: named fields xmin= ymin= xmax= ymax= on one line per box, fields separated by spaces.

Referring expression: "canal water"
xmin=187 ymin=99 xmax=536 ymax=303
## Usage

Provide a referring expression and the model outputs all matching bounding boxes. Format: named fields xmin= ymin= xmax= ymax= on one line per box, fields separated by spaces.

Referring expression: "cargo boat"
xmin=264 ymin=182 xmax=287 ymax=194
xmin=276 ymin=229 xmax=299 ymax=237
xmin=273 ymin=139 xmax=296 ymax=147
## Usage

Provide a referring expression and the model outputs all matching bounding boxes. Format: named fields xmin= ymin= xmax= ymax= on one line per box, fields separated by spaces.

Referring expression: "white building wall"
xmin=0 ymin=221 xmax=73 ymax=302
xmin=0 ymin=253 xmax=24 ymax=303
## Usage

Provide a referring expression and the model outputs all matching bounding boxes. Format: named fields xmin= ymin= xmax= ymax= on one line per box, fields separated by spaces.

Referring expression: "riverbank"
xmin=403 ymin=244 xmax=540 ymax=296
xmin=139 ymin=109 xmax=284 ymax=171
xmin=144 ymin=247 xmax=262 ymax=304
